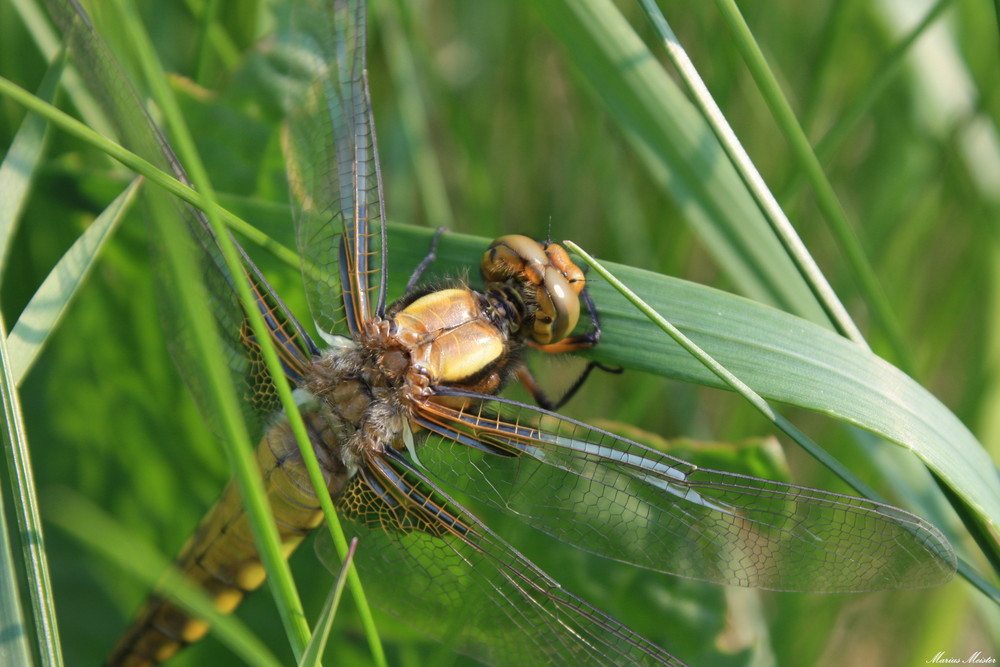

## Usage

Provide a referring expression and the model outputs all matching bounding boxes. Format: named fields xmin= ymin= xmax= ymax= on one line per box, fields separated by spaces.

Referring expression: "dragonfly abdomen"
xmin=107 ymin=413 xmax=349 ymax=667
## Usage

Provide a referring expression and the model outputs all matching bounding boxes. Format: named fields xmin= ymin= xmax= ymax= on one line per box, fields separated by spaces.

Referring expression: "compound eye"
xmin=481 ymin=235 xmax=548 ymax=285
xmin=543 ymin=242 xmax=586 ymax=296
xmin=532 ymin=265 xmax=580 ymax=344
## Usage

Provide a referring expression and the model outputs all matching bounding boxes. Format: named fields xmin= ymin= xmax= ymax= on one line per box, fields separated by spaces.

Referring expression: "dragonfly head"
xmin=481 ymin=235 xmax=585 ymax=346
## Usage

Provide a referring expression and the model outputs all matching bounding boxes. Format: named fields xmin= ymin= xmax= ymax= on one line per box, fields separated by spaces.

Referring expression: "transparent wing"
xmin=285 ymin=0 xmax=387 ymax=338
xmin=44 ymin=0 xmax=318 ymax=439
xmin=318 ymin=452 xmax=681 ymax=667
xmin=411 ymin=389 xmax=957 ymax=593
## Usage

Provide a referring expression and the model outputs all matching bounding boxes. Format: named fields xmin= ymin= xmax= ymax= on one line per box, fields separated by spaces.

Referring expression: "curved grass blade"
xmin=566 ymin=240 xmax=995 ymax=594
xmin=0 ymin=308 xmax=54 ymax=667
xmin=35 ymin=0 xmax=311 ymax=659
xmin=9 ymin=178 xmax=139 ymax=386
xmin=2 ymin=296 xmax=67 ymax=666
xmin=708 ymin=0 xmax=910 ymax=369
xmin=536 ymin=0 xmax=829 ymax=324
xmin=633 ymin=0 xmax=864 ymax=348
xmin=387 ymin=227 xmax=997 ymax=565
xmin=298 ymin=538 xmax=358 ymax=667
xmin=0 ymin=73 xmax=304 ymax=276
xmin=0 ymin=51 xmax=65 ymax=268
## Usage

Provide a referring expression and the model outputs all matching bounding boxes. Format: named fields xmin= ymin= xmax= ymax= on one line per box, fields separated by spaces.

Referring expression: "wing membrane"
xmin=319 ymin=452 xmax=681 ymax=666
xmin=285 ymin=0 xmax=388 ymax=338
xmin=238 ymin=265 xmax=320 ymax=417
xmin=413 ymin=389 xmax=957 ymax=592
xmin=43 ymin=0 xmax=317 ymax=439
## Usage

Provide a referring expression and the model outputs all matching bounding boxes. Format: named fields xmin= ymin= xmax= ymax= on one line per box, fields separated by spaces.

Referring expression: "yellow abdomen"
xmin=107 ymin=412 xmax=347 ymax=666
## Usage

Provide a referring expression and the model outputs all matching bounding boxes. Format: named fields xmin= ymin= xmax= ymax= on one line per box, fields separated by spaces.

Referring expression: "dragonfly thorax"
xmin=302 ymin=346 xmax=409 ymax=467
xmin=385 ymin=288 xmax=511 ymax=397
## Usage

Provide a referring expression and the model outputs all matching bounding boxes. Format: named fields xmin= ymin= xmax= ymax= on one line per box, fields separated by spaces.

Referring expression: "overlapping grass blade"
xmin=537 ymin=0 xmax=829 ymax=324
xmin=9 ymin=179 xmax=138 ymax=385
xmin=0 ymin=309 xmax=47 ymax=667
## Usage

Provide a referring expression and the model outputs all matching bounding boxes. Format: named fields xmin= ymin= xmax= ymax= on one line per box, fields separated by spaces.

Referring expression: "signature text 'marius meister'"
xmin=926 ymin=652 xmax=996 ymax=664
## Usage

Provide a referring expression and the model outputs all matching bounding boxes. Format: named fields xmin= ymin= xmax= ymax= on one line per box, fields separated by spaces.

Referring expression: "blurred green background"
xmin=2 ymin=0 xmax=998 ymax=665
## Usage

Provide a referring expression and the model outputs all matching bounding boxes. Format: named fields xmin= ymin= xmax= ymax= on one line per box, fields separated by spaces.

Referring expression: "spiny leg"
xmin=404 ymin=227 xmax=447 ymax=293
xmin=515 ymin=360 xmax=622 ymax=411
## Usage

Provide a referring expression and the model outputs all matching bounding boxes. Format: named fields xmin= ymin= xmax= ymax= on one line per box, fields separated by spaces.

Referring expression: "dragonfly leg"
xmin=404 ymin=227 xmax=447 ymax=293
xmin=521 ymin=286 xmax=622 ymax=409
xmin=514 ymin=360 xmax=621 ymax=411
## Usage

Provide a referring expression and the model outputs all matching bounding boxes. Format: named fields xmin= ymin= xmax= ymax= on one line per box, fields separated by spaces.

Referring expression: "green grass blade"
xmin=0 ymin=317 xmax=40 ymax=667
xmin=536 ymin=0 xmax=829 ymax=324
xmin=298 ymin=538 xmax=358 ymax=667
xmin=387 ymin=226 xmax=997 ymax=566
xmin=0 ymin=50 xmax=64 ymax=266
xmin=0 ymin=310 xmax=62 ymax=667
xmin=711 ymin=0 xmax=912 ymax=370
xmin=565 ymin=242 xmax=1000 ymax=600
xmin=581 ymin=244 xmax=998 ymax=545
xmin=634 ymin=0 xmax=865 ymax=347
xmin=9 ymin=0 xmax=114 ymax=140
xmin=0 ymin=74 xmax=197 ymax=209
xmin=105 ymin=0 xmax=314 ymax=657
xmin=9 ymin=178 xmax=138 ymax=386
xmin=0 ymin=73 xmax=305 ymax=274
xmin=105 ymin=1 xmax=388 ymax=661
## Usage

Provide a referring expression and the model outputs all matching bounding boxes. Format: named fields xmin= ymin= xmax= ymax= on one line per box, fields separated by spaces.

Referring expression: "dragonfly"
xmin=45 ymin=0 xmax=956 ymax=665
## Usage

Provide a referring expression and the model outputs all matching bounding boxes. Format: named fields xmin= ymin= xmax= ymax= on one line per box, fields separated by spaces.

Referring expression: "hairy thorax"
xmin=302 ymin=285 xmax=516 ymax=472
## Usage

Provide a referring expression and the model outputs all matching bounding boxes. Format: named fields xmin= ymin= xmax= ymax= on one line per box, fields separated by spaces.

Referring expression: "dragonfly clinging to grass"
xmin=42 ymin=0 xmax=956 ymax=665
